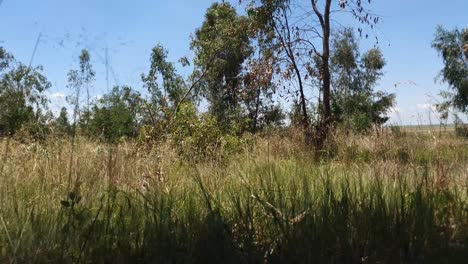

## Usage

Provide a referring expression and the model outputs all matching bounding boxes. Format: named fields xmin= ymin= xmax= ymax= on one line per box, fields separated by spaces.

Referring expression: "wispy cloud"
xmin=388 ymin=107 xmax=400 ymax=113
xmin=50 ymin=92 xmax=66 ymax=99
xmin=417 ymin=103 xmax=437 ymax=111
xmin=47 ymin=91 xmax=70 ymax=116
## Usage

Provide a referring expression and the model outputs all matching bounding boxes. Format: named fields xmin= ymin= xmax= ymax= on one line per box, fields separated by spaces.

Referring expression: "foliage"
xmin=246 ymin=0 xmax=313 ymax=128
xmin=55 ymin=107 xmax=72 ymax=135
xmin=256 ymin=103 xmax=285 ymax=129
xmin=432 ymin=26 xmax=468 ymax=113
xmin=87 ymin=86 xmax=143 ymax=143
xmin=79 ymin=49 xmax=96 ymax=117
xmin=0 ymin=47 xmax=51 ymax=135
xmin=142 ymin=44 xmax=188 ymax=120
xmin=191 ymin=2 xmax=253 ymax=128
xmin=454 ymin=114 xmax=468 ymax=138
xmin=66 ymin=49 xmax=96 ymax=137
xmin=242 ymin=59 xmax=280 ymax=132
xmin=330 ymin=29 xmax=395 ymax=132
xmin=244 ymin=0 xmax=381 ymax=146
xmin=0 ymin=47 xmax=13 ymax=71
xmin=169 ymin=102 xmax=247 ymax=161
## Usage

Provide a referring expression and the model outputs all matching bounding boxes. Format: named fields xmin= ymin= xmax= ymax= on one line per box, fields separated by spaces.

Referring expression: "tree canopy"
xmin=330 ymin=29 xmax=394 ymax=131
xmin=0 ymin=47 xmax=51 ymax=135
xmin=191 ymin=2 xmax=253 ymax=128
xmin=432 ymin=26 xmax=468 ymax=114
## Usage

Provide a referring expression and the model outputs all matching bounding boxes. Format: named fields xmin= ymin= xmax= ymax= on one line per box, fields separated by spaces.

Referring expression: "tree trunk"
xmin=252 ymin=87 xmax=261 ymax=132
xmin=293 ymin=64 xmax=310 ymax=129
xmin=321 ymin=0 xmax=332 ymax=128
xmin=278 ymin=8 xmax=309 ymax=130
xmin=312 ymin=0 xmax=332 ymax=148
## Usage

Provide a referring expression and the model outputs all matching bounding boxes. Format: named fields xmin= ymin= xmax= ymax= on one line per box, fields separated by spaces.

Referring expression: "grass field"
xmin=0 ymin=130 xmax=467 ymax=263
xmin=397 ymin=124 xmax=456 ymax=133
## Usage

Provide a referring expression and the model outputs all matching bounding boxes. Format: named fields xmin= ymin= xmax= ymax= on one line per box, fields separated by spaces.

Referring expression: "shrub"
xmin=169 ymin=103 xmax=247 ymax=161
xmin=455 ymin=123 xmax=468 ymax=138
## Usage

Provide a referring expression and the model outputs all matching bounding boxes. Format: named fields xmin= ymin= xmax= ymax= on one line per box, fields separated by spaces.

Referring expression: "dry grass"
xmin=0 ymin=130 xmax=467 ymax=263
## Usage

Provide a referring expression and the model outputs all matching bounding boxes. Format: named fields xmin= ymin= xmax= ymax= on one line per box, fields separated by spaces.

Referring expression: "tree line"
xmin=1 ymin=0 xmax=466 ymax=147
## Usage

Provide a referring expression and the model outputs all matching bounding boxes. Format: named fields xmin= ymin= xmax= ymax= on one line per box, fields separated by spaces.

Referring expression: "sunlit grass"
xmin=0 ymin=130 xmax=467 ymax=263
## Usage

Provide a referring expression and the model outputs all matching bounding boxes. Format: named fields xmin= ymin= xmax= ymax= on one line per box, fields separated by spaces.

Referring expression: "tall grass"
xmin=0 ymin=130 xmax=467 ymax=263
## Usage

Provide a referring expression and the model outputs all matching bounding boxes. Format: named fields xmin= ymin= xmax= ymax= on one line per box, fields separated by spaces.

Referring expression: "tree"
xmin=0 ymin=47 xmax=51 ymax=135
xmin=66 ymin=49 xmax=95 ymax=133
xmin=258 ymin=103 xmax=285 ymax=129
xmin=330 ymin=29 xmax=394 ymax=132
xmin=65 ymin=49 xmax=96 ymax=136
xmin=56 ymin=107 xmax=71 ymax=135
xmin=432 ymin=26 xmax=468 ymax=114
xmin=78 ymin=49 xmax=95 ymax=128
xmin=246 ymin=0 xmax=312 ymax=129
xmin=88 ymin=86 xmax=143 ymax=142
xmin=66 ymin=69 xmax=82 ymax=134
xmin=191 ymin=2 xmax=253 ymax=128
xmin=242 ymin=57 xmax=281 ymax=131
xmin=243 ymin=0 xmax=379 ymax=145
xmin=142 ymin=44 xmax=188 ymax=121
xmin=310 ymin=0 xmax=379 ymax=138
xmin=0 ymin=47 xmax=13 ymax=72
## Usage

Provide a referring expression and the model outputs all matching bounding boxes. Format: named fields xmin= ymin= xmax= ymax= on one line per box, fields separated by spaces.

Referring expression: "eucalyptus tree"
xmin=66 ymin=49 xmax=95 ymax=133
xmin=191 ymin=2 xmax=253 ymax=129
xmin=0 ymin=47 xmax=51 ymax=135
xmin=0 ymin=47 xmax=12 ymax=71
xmin=330 ymin=29 xmax=394 ymax=132
xmin=243 ymin=0 xmax=380 ymax=145
xmin=79 ymin=49 xmax=95 ymax=126
xmin=88 ymin=86 xmax=143 ymax=142
xmin=432 ymin=26 xmax=468 ymax=116
xmin=246 ymin=0 xmax=311 ymax=129
xmin=141 ymin=44 xmax=188 ymax=122
xmin=242 ymin=53 xmax=284 ymax=131
xmin=55 ymin=107 xmax=71 ymax=135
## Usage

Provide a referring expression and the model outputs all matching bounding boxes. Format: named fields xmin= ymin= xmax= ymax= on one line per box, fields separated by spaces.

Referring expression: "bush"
xmin=87 ymin=86 xmax=141 ymax=143
xmin=169 ymin=103 xmax=247 ymax=161
xmin=455 ymin=123 xmax=468 ymax=138
xmin=454 ymin=115 xmax=468 ymax=138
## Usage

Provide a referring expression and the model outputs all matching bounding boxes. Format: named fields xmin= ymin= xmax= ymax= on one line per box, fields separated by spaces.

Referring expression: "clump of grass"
xmin=0 ymin=131 xmax=467 ymax=263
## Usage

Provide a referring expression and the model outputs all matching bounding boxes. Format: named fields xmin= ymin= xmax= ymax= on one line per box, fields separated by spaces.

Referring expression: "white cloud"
xmin=50 ymin=92 xmax=66 ymax=99
xmin=47 ymin=91 xmax=70 ymax=117
xmin=388 ymin=107 xmax=400 ymax=113
xmin=386 ymin=106 xmax=404 ymax=125
xmin=417 ymin=103 xmax=436 ymax=111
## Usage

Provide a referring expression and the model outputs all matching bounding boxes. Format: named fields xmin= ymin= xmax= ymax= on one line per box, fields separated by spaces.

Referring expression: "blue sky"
xmin=0 ymin=0 xmax=467 ymax=125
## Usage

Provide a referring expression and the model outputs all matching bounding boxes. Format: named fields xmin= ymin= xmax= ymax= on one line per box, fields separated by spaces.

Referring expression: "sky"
xmin=0 ymin=0 xmax=467 ymax=125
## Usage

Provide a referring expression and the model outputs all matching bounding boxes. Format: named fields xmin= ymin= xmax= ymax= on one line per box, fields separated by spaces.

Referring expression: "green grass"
xmin=0 ymin=131 xmax=467 ymax=263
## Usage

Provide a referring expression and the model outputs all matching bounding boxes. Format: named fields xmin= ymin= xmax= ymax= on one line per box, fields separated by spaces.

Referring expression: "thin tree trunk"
xmin=312 ymin=0 xmax=332 ymax=147
xmin=274 ymin=10 xmax=310 ymax=130
xmin=293 ymin=64 xmax=309 ymax=128
xmin=321 ymin=0 xmax=332 ymax=128
xmin=86 ymin=84 xmax=90 ymax=127
xmin=252 ymin=87 xmax=261 ymax=131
